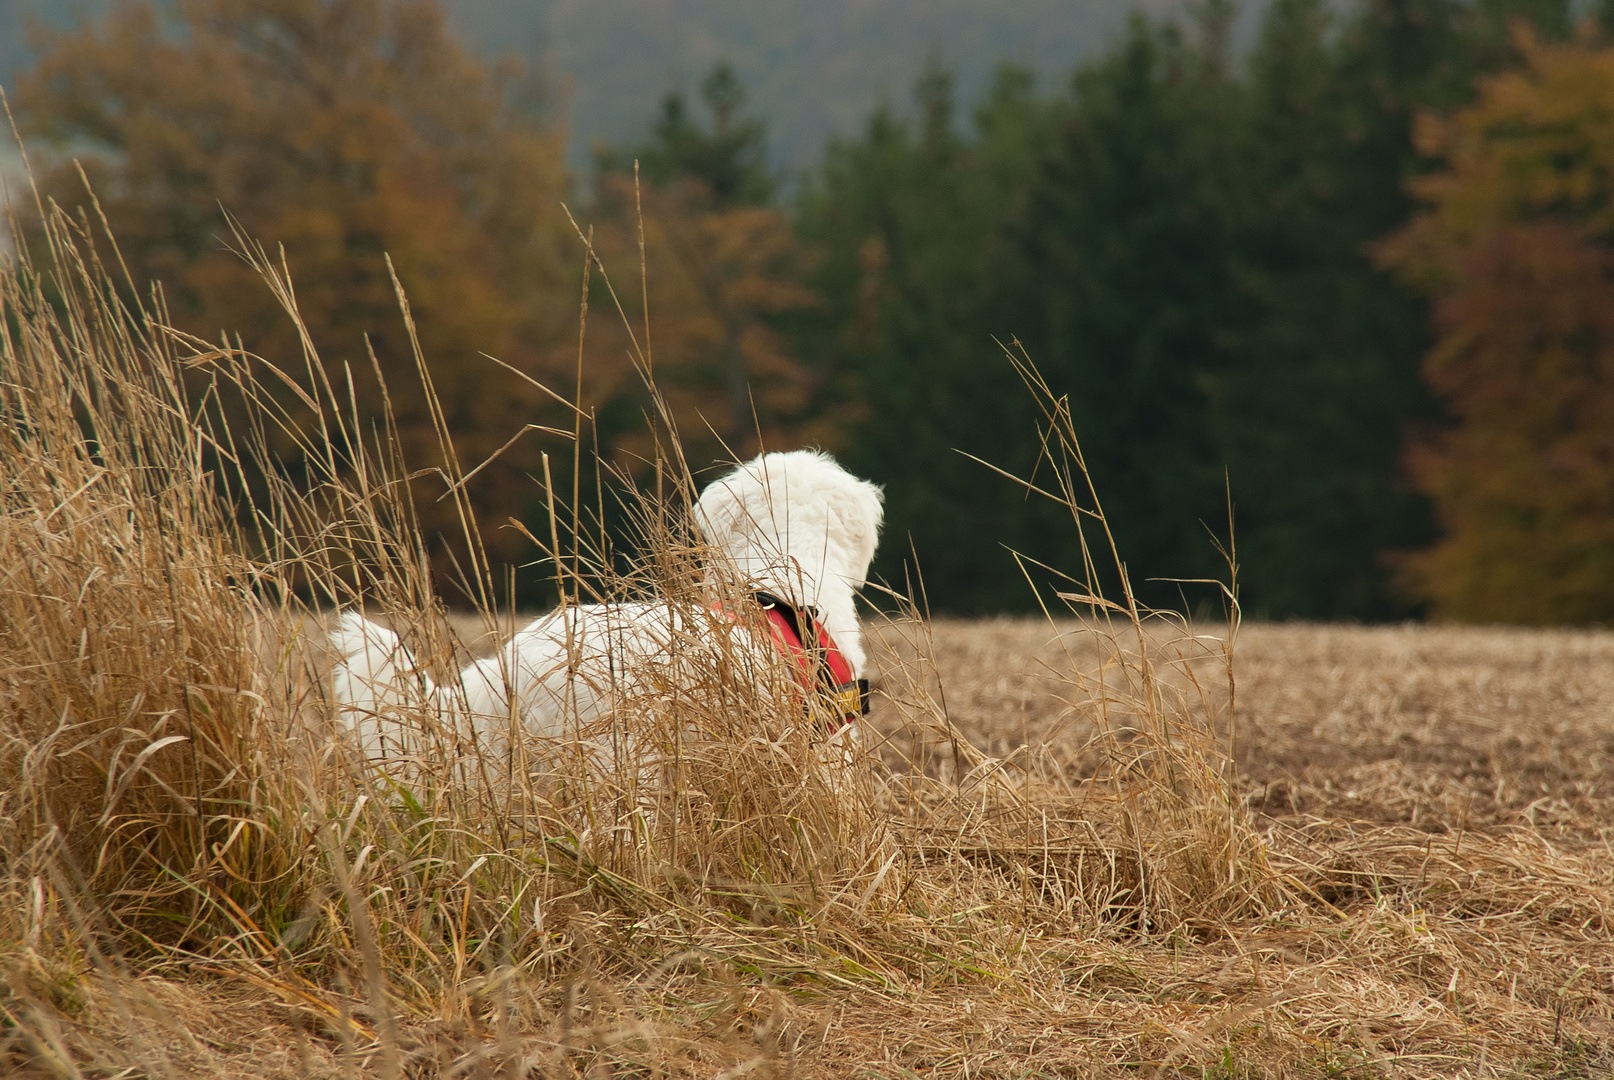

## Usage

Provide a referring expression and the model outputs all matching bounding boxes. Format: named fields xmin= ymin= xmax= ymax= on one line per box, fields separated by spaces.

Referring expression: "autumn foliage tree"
xmin=1384 ymin=30 xmax=1614 ymax=623
xmin=18 ymin=0 xmax=575 ymax=592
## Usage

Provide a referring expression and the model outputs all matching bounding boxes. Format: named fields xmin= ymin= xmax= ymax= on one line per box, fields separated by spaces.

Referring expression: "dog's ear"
xmin=693 ymin=452 xmax=796 ymax=552
xmin=829 ymin=476 xmax=884 ymax=586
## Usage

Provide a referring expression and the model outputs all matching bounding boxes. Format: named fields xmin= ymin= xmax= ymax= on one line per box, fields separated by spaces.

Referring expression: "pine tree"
xmin=792 ymin=62 xmax=1062 ymax=609
xmin=597 ymin=61 xmax=774 ymax=210
xmin=1202 ymin=0 xmax=1448 ymax=617
xmin=998 ymin=18 xmax=1247 ymax=609
xmin=798 ymin=0 xmax=1571 ymax=617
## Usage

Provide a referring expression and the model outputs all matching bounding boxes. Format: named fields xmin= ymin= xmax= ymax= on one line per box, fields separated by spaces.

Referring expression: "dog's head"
xmin=693 ymin=450 xmax=884 ymax=605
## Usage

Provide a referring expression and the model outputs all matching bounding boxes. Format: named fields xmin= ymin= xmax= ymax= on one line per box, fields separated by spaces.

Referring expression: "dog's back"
xmin=328 ymin=451 xmax=883 ymax=761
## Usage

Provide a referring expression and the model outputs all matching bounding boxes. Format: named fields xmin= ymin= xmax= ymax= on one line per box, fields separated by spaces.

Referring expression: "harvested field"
xmin=880 ymin=618 xmax=1614 ymax=835
xmin=850 ymin=617 xmax=1614 ymax=1076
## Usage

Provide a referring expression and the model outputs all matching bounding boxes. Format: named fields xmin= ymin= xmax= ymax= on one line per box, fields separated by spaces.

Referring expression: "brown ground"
xmin=865 ymin=617 xmax=1614 ymax=838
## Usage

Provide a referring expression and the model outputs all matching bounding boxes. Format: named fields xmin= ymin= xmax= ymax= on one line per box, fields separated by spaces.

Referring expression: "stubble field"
xmin=821 ymin=616 xmax=1614 ymax=1076
xmin=882 ymin=617 xmax=1614 ymax=837
xmin=890 ymin=617 xmax=1614 ymax=1075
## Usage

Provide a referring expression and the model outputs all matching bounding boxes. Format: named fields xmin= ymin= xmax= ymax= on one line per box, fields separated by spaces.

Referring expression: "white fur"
xmin=329 ymin=450 xmax=883 ymax=762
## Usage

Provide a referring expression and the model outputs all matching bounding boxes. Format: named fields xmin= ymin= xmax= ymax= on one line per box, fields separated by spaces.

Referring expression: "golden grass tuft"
xmin=2 ymin=180 xmax=1612 ymax=1079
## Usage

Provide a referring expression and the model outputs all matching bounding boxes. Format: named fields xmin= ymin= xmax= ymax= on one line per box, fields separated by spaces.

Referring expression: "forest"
xmin=11 ymin=0 xmax=1614 ymax=622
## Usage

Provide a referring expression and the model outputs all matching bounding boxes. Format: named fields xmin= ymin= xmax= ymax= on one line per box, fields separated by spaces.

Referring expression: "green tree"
xmin=997 ymin=18 xmax=1247 ymax=610
xmin=792 ymin=62 xmax=1062 ymax=609
xmin=598 ymin=60 xmax=774 ymax=209
xmin=799 ymin=0 xmax=1573 ymax=617
xmin=1000 ymin=0 xmax=1572 ymax=618
xmin=1197 ymin=0 xmax=1453 ymax=617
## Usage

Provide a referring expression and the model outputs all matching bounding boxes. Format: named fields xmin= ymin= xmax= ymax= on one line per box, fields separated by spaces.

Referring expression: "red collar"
xmin=716 ymin=591 xmax=869 ymax=730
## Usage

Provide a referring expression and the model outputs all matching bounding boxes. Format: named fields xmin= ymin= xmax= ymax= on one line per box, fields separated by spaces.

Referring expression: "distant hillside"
xmin=445 ymin=0 xmax=1176 ymax=170
xmin=1 ymin=0 xmax=1174 ymax=171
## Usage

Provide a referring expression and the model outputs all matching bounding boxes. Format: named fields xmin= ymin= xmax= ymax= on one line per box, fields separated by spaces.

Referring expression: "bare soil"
xmin=867 ymin=618 xmax=1614 ymax=836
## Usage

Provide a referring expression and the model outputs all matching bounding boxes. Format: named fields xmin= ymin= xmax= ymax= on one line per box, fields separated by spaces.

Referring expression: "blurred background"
xmin=3 ymin=0 xmax=1610 ymax=623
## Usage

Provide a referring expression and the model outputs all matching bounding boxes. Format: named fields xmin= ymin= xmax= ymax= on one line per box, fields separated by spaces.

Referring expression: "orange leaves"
xmin=18 ymin=0 xmax=575 ymax=581
xmin=1394 ymin=33 xmax=1614 ymax=276
xmin=580 ymin=176 xmax=822 ymax=468
xmin=18 ymin=4 xmax=828 ymax=583
xmin=1385 ymin=31 xmax=1614 ymax=622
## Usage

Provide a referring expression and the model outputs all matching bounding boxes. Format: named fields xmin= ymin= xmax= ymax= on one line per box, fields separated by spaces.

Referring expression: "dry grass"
xmin=2 ymin=179 xmax=1613 ymax=1080
xmin=853 ymin=618 xmax=1614 ymax=1074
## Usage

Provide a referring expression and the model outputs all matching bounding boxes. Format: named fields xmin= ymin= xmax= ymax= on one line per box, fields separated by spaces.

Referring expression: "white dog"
xmin=329 ymin=450 xmax=884 ymax=764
